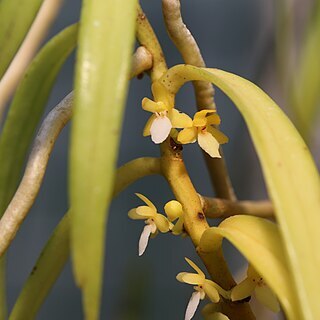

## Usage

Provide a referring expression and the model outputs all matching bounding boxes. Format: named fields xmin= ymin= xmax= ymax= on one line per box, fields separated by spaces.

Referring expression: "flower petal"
xmin=246 ymin=264 xmax=259 ymax=278
xmin=180 ymin=273 xmax=203 ymax=285
xmin=135 ymin=193 xmax=157 ymax=211
xmin=206 ymin=126 xmax=229 ymax=144
xmin=172 ymin=216 xmax=184 ymax=235
xmin=128 ymin=208 xmax=146 ymax=220
xmin=185 ymin=291 xmax=201 ymax=320
xmin=206 ymin=113 xmax=221 ymax=125
xmin=151 ymin=81 xmax=174 ymax=109
xmin=150 ymin=115 xmax=172 ymax=144
xmin=177 ymin=272 xmax=189 ymax=282
xmin=138 ymin=224 xmax=153 ymax=256
xmin=164 ymin=200 xmax=183 ymax=221
xmin=142 ymin=97 xmax=160 ymax=112
xmin=185 ymin=258 xmax=205 ymax=277
xmin=169 ymin=109 xmax=193 ymax=128
xmin=135 ymin=206 xmax=156 ymax=217
xmin=204 ymin=281 xmax=220 ymax=303
xmin=255 ymin=285 xmax=280 ymax=313
xmin=231 ymin=278 xmax=255 ymax=301
xmin=177 ymin=127 xmax=197 ymax=144
xmin=193 ymin=110 xmax=216 ymax=127
xmin=143 ymin=114 xmax=157 ymax=137
xmin=154 ymin=214 xmax=171 ymax=232
xmin=198 ymin=131 xmax=221 ymax=158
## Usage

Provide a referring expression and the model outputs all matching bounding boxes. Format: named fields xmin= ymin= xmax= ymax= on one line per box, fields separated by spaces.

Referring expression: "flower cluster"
xmin=142 ymin=82 xmax=228 ymax=158
xmin=128 ymin=194 xmax=185 ymax=255
xmin=128 ymin=196 xmax=280 ymax=319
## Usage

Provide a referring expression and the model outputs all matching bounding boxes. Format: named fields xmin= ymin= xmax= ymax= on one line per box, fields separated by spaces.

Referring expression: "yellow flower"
xmin=231 ymin=264 xmax=280 ymax=313
xmin=128 ymin=193 xmax=173 ymax=256
xmin=164 ymin=200 xmax=185 ymax=235
xmin=177 ymin=110 xmax=228 ymax=158
xmin=142 ymin=83 xmax=192 ymax=144
xmin=177 ymin=258 xmax=229 ymax=320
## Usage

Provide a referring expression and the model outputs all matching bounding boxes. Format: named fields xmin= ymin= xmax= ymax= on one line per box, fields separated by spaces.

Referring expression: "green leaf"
xmin=159 ymin=64 xmax=320 ymax=319
xmin=9 ymin=214 xmax=70 ymax=320
xmin=69 ymin=1 xmax=137 ymax=319
xmin=0 ymin=0 xmax=44 ymax=78
xmin=0 ymin=24 xmax=78 ymax=216
xmin=10 ymin=157 xmax=160 ymax=319
xmin=289 ymin=2 xmax=320 ymax=140
xmin=199 ymin=216 xmax=299 ymax=319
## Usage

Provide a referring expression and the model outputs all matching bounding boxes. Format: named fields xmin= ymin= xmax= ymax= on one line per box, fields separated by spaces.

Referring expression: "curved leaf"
xmin=0 ymin=24 xmax=78 ymax=216
xmin=9 ymin=215 xmax=70 ymax=320
xmin=0 ymin=0 xmax=43 ymax=78
xmin=9 ymin=157 xmax=160 ymax=319
xmin=199 ymin=216 xmax=299 ymax=319
xmin=159 ymin=64 xmax=320 ymax=319
xmin=289 ymin=1 xmax=320 ymax=139
xmin=69 ymin=2 xmax=137 ymax=317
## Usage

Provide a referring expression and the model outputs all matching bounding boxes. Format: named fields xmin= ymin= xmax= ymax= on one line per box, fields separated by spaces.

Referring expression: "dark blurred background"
xmin=6 ymin=0 xmax=318 ymax=319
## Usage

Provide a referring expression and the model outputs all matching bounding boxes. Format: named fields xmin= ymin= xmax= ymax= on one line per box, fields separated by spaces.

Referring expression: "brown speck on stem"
xmin=197 ymin=212 xmax=205 ymax=220
xmin=169 ymin=137 xmax=183 ymax=152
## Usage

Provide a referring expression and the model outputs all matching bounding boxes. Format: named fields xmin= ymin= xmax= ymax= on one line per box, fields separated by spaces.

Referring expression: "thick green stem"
xmin=200 ymin=196 xmax=274 ymax=219
xmin=161 ymin=0 xmax=236 ymax=201
xmin=160 ymin=139 xmax=255 ymax=320
xmin=136 ymin=5 xmax=254 ymax=318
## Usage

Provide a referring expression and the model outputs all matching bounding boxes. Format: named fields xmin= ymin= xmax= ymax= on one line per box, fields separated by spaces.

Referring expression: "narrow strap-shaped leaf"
xmin=199 ymin=216 xmax=300 ymax=319
xmin=289 ymin=1 xmax=320 ymax=139
xmin=69 ymin=2 xmax=136 ymax=318
xmin=0 ymin=0 xmax=44 ymax=78
xmin=9 ymin=214 xmax=70 ymax=320
xmin=158 ymin=64 xmax=320 ymax=319
xmin=11 ymin=157 xmax=160 ymax=320
xmin=0 ymin=24 xmax=78 ymax=216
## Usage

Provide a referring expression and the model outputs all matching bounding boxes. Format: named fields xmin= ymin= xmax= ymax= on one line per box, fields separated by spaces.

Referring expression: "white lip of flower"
xmin=149 ymin=110 xmax=172 ymax=144
xmin=128 ymin=193 xmax=173 ymax=256
xmin=142 ymin=98 xmax=193 ymax=144
xmin=231 ymin=264 xmax=280 ymax=313
xmin=177 ymin=258 xmax=229 ymax=320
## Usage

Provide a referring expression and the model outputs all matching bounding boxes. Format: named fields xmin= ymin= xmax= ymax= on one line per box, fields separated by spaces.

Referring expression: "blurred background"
xmin=5 ymin=0 xmax=319 ymax=319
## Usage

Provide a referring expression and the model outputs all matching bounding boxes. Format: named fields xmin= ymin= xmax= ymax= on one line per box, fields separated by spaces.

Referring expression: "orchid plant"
xmin=0 ymin=1 xmax=319 ymax=320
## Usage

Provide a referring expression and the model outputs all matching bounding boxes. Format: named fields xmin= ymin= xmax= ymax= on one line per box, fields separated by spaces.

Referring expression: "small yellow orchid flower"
xmin=142 ymin=83 xmax=192 ymax=144
xmin=177 ymin=110 xmax=228 ymax=158
xmin=231 ymin=264 xmax=280 ymax=313
xmin=142 ymin=99 xmax=193 ymax=144
xmin=128 ymin=193 xmax=173 ymax=256
xmin=164 ymin=200 xmax=185 ymax=235
xmin=177 ymin=258 xmax=229 ymax=320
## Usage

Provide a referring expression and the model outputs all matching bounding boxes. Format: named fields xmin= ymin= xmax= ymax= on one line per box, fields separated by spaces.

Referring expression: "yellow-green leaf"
xmin=0 ymin=0 xmax=44 ymax=78
xmin=159 ymin=64 xmax=320 ymax=320
xmin=289 ymin=1 xmax=320 ymax=140
xmin=199 ymin=216 xmax=299 ymax=319
xmin=69 ymin=1 xmax=137 ymax=319
xmin=10 ymin=157 xmax=160 ymax=320
xmin=0 ymin=24 xmax=78 ymax=217
xmin=9 ymin=215 xmax=70 ymax=320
